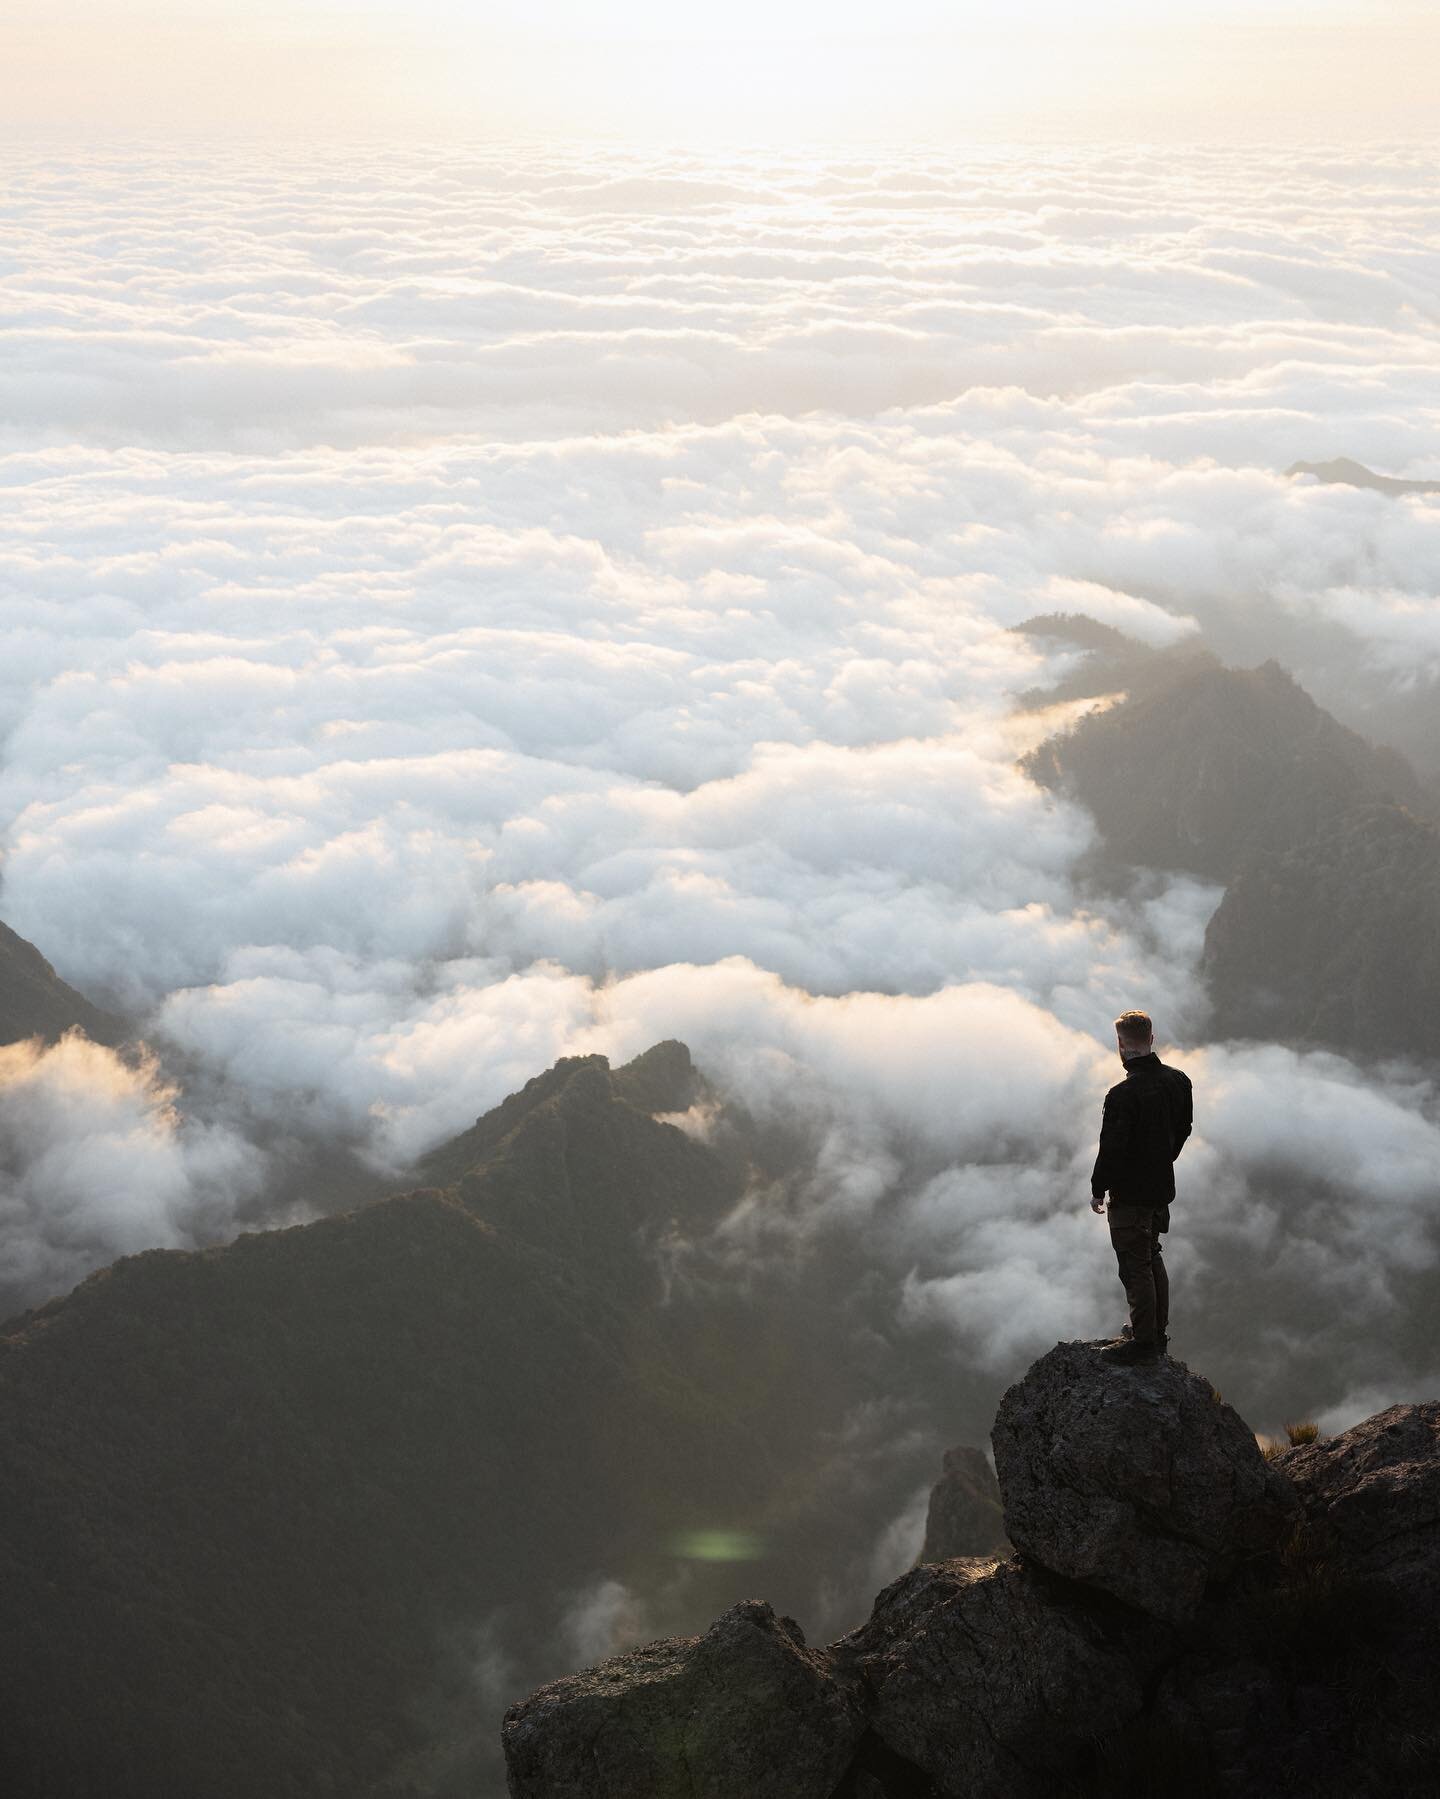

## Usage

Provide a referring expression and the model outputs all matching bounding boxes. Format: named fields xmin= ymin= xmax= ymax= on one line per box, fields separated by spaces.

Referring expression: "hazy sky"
xmin=5 ymin=0 xmax=1439 ymax=140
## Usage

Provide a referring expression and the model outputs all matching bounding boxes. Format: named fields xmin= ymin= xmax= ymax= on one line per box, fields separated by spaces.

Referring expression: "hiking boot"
xmin=1100 ymin=1337 xmax=1161 ymax=1366
xmin=1119 ymin=1324 xmax=1169 ymax=1355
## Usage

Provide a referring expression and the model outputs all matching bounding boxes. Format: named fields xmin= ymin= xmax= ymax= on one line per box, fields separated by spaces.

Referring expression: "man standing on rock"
xmin=1089 ymin=1010 xmax=1192 ymax=1365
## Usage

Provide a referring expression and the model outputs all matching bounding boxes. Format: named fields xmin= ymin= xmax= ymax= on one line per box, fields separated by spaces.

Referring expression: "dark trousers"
xmin=1108 ymin=1204 xmax=1169 ymax=1346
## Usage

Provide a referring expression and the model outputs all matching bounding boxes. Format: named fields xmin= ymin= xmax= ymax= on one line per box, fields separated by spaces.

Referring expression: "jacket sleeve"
xmin=1170 ymin=1072 xmax=1193 ymax=1161
xmin=1090 ymin=1088 xmax=1131 ymax=1199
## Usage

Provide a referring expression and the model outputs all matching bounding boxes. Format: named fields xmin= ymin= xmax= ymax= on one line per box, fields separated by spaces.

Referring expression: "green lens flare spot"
xmin=668 ymin=1529 xmax=764 ymax=1562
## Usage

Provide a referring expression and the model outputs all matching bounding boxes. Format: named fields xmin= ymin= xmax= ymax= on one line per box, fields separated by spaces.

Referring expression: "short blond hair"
xmin=1114 ymin=1010 xmax=1153 ymax=1045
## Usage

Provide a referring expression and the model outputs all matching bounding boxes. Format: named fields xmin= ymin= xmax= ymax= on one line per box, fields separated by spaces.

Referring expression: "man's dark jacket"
xmin=1090 ymin=1051 xmax=1193 ymax=1206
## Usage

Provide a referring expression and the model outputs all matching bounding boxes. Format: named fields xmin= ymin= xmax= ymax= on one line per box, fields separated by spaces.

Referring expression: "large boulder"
xmin=1279 ymin=1402 xmax=1440 ymax=1608
xmin=501 ymin=1599 xmax=865 ymax=1799
xmin=918 ymin=1445 xmax=1009 ymax=1562
xmin=992 ymin=1341 xmax=1295 ymax=1622
xmin=499 ymin=1353 xmax=1440 ymax=1797
xmin=838 ymin=1558 xmax=1149 ymax=1798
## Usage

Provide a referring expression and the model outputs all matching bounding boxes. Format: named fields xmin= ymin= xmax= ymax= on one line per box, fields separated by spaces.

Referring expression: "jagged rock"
xmin=499 ymin=1355 xmax=1440 ymax=1799
xmin=501 ymin=1599 xmax=866 ymax=1799
xmin=918 ymin=1445 xmax=1009 ymax=1562
xmin=1279 ymin=1402 xmax=1440 ymax=1606
xmin=991 ymin=1341 xmax=1295 ymax=1622
xmin=838 ymin=1558 xmax=1149 ymax=1799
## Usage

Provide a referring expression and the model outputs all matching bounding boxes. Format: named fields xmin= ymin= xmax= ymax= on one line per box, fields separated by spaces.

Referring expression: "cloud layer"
xmin=1 ymin=141 xmax=1437 ymax=1437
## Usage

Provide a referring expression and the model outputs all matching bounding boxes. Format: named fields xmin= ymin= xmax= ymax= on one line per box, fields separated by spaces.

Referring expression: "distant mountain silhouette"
xmin=1025 ymin=657 xmax=1423 ymax=883
xmin=1286 ymin=457 xmax=1440 ymax=497
xmin=1028 ymin=655 xmax=1439 ymax=1061
xmin=0 ymin=918 xmax=125 ymax=1047
xmin=1010 ymin=612 xmax=1213 ymax=710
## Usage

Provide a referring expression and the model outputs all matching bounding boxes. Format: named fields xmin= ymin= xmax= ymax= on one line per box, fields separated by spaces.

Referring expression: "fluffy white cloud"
xmin=0 ymin=1031 xmax=265 ymax=1306
xmin=898 ymin=1039 xmax=1440 ymax=1372
xmin=1 ymin=141 xmax=1437 ymax=1416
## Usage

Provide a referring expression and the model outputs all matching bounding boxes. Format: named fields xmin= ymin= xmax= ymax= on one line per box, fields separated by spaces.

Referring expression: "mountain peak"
xmin=417 ymin=1040 xmax=702 ymax=1191
xmin=612 ymin=1039 xmax=700 ymax=1115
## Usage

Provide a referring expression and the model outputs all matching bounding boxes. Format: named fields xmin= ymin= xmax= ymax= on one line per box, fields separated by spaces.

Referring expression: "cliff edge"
xmin=502 ymin=1344 xmax=1440 ymax=1798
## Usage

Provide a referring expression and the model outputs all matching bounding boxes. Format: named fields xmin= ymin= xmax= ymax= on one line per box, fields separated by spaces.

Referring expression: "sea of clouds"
xmin=1 ymin=140 xmax=1438 ymax=1429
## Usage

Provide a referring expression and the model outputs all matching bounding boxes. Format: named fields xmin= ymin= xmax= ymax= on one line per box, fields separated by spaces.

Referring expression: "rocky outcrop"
xmin=1278 ymin=1401 xmax=1440 ymax=1608
xmin=918 ymin=1444 xmax=1009 ymax=1562
xmin=992 ymin=1341 xmax=1295 ymax=1623
xmin=840 ymin=1558 xmax=1149 ymax=1797
xmin=503 ymin=1600 xmax=865 ymax=1799
xmin=501 ymin=1346 xmax=1440 ymax=1799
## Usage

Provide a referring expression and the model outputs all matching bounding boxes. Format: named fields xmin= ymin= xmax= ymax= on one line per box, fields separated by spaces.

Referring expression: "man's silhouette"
xmin=1089 ymin=1010 xmax=1192 ymax=1365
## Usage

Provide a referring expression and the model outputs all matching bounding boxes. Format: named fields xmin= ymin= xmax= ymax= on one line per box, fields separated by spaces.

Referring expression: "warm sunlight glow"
xmin=2 ymin=0 xmax=1437 ymax=140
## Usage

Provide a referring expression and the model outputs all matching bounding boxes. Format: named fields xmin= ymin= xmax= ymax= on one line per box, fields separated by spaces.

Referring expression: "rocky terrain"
xmin=504 ymin=1345 xmax=1440 ymax=1797
xmin=916 ymin=1446 xmax=1008 ymax=1566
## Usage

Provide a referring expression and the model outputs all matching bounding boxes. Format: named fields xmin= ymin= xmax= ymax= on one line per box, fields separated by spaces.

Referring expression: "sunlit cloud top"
xmin=4 ymin=0 xmax=1438 ymax=141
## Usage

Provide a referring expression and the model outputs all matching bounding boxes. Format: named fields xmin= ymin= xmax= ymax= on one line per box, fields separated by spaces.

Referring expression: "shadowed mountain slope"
xmin=1027 ymin=655 xmax=1438 ymax=1062
xmin=1203 ymin=800 xmax=1440 ymax=1060
xmin=0 ymin=917 xmax=125 ymax=1047
xmin=0 ymin=1040 xmax=946 ymax=1799
xmin=0 ymin=1046 xmax=773 ymax=1799
xmin=1025 ymin=658 xmax=1424 ymax=884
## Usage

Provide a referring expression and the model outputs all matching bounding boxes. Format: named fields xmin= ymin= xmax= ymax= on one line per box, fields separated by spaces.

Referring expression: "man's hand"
xmin=1090 ymin=1195 xmax=1106 ymax=1215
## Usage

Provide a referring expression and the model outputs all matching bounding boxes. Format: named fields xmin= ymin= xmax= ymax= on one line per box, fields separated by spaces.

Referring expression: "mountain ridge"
xmin=0 ymin=1047 xmax=774 ymax=1798
xmin=1287 ymin=456 xmax=1440 ymax=497
xmin=0 ymin=1039 xmax=940 ymax=1799
xmin=1026 ymin=649 xmax=1440 ymax=1062
xmin=0 ymin=917 xmax=126 ymax=1049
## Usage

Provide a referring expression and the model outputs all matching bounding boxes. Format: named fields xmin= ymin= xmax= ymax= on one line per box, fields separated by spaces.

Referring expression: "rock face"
xmin=918 ymin=1444 xmax=1009 ymax=1562
xmin=992 ymin=1340 xmax=1295 ymax=1623
xmin=1279 ymin=1401 xmax=1440 ymax=1606
xmin=502 ymin=1600 xmax=865 ymax=1799
xmin=842 ymin=1558 xmax=1147 ymax=1798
